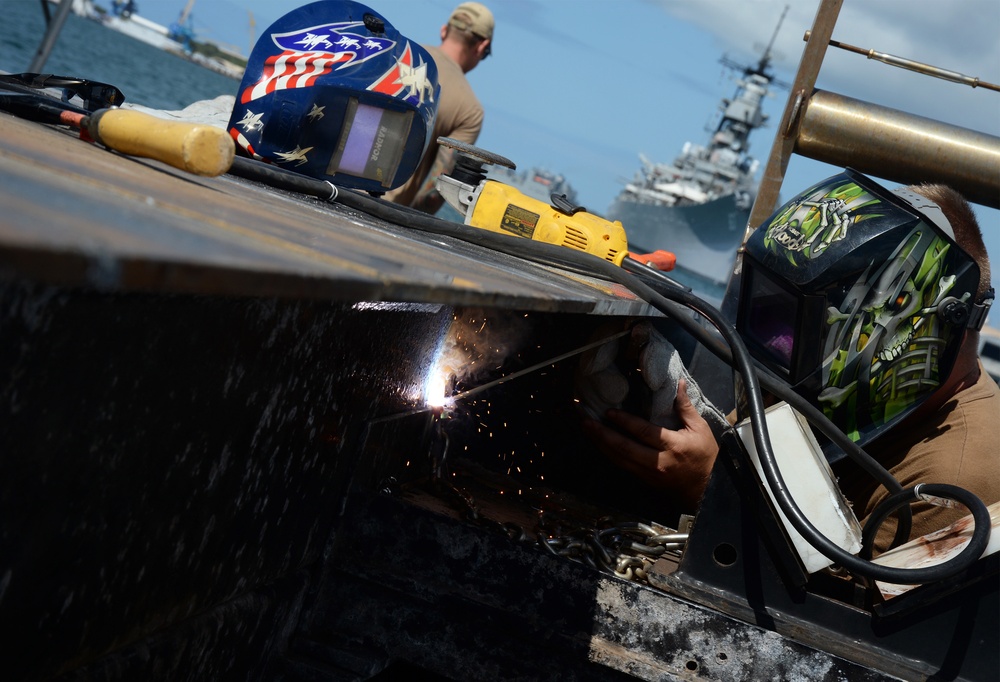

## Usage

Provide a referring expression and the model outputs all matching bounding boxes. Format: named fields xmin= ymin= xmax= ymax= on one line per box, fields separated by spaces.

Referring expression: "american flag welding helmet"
xmin=737 ymin=169 xmax=988 ymax=448
xmin=227 ymin=0 xmax=440 ymax=194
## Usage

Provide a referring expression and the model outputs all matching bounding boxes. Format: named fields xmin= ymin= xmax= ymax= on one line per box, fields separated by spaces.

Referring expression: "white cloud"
xmin=657 ymin=0 xmax=1000 ymax=135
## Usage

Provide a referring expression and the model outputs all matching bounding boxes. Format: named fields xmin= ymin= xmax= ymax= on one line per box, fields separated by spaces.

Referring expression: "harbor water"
xmin=1 ymin=0 xmax=239 ymax=112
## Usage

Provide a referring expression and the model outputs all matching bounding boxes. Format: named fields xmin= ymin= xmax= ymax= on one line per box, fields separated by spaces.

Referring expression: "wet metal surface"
xmin=0 ymin=113 xmax=653 ymax=315
xmin=0 ymin=281 xmax=455 ymax=679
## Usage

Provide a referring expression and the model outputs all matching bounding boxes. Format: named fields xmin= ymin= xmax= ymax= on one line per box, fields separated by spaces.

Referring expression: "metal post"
xmin=28 ymin=0 xmax=76 ymax=73
xmin=719 ymin=0 xmax=843 ymax=320
xmin=745 ymin=0 xmax=844 ymax=244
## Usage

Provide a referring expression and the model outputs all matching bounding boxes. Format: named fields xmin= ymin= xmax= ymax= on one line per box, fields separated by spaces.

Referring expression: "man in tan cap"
xmin=384 ymin=2 xmax=494 ymax=213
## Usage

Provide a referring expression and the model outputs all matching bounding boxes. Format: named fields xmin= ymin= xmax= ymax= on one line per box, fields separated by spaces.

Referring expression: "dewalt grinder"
xmin=435 ymin=138 xmax=676 ymax=272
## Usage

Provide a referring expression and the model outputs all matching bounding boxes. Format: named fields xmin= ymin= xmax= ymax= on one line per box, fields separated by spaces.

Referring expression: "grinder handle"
xmin=628 ymin=250 xmax=677 ymax=271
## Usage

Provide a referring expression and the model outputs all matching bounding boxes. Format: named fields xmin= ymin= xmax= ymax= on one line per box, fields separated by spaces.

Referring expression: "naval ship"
xmin=607 ymin=10 xmax=788 ymax=303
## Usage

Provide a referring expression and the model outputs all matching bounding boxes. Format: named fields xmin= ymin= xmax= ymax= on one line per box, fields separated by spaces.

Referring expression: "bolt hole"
xmin=713 ymin=542 xmax=738 ymax=567
xmin=717 ymin=652 xmax=728 ymax=661
xmin=685 ymin=660 xmax=698 ymax=671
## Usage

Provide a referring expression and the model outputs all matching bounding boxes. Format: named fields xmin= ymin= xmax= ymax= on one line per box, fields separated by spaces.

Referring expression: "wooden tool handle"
xmin=88 ymin=108 xmax=234 ymax=177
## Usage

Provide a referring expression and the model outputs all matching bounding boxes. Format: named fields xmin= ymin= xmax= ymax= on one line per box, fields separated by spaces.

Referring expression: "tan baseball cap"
xmin=448 ymin=2 xmax=494 ymax=41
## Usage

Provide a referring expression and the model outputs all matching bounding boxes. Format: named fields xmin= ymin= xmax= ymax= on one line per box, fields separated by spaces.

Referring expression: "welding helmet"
xmin=227 ymin=0 xmax=440 ymax=194
xmin=737 ymin=169 xmax=991 ymax=446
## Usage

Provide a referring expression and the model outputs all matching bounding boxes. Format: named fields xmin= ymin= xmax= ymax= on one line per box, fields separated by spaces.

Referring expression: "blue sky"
xmin=105 ymin=0 xmax=1000 ymax=298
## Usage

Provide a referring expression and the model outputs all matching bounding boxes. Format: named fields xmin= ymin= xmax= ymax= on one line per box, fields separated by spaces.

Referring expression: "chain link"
xmin=539 ymin=517 xmax=688 ymax=583
xmin=426 ymin=477 xmax=688 ymax=584
xmin=420 ymin=423 xmax=688 ymax=585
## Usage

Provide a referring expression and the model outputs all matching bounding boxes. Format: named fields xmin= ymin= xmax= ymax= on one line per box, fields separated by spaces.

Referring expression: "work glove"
xmin=575 ymin=321 xmax=631 ymax=422
xmin=632 ymin=321 xmax=730 ymax=439
xmin=576 ymin=321 xmax=728 ymax=438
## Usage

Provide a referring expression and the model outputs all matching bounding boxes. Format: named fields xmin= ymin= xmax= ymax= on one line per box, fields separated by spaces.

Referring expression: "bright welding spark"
xmin=424 ymin=372 xmax=452 ymax=409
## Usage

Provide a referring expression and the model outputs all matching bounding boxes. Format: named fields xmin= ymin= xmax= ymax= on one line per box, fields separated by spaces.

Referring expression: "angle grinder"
xmin=434 ymin=138 xmax=676 ymax=271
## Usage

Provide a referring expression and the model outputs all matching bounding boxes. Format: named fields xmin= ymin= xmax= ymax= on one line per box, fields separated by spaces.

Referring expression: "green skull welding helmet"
xmin=737 ymin=169 xmax=992 ymax=446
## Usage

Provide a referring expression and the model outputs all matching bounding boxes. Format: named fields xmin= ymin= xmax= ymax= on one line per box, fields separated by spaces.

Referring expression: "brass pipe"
xmin=796 ymin=89 xmax=1000 ymax=209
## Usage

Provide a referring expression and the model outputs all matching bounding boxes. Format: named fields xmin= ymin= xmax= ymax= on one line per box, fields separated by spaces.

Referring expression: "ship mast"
xmin=719 ymin=4 xmax=789 ymax=80
xmin=711 ymin=5 xmax=790 ymax=151
xmin=178 ymin=0 xmax=196 ymax=26
xmin=168 ymin=0 xmax=197 ymax=53
xmin=755 ymin=4 xmax=788 ymax=75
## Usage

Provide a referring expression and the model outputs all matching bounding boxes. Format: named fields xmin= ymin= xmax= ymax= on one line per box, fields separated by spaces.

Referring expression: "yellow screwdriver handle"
xmin=87 ymin=108 xmax=235 ymax=177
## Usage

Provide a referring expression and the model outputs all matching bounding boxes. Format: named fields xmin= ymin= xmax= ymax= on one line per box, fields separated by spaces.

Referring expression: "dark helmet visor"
xmin=739 ymin=262 xmax=828 ymax=386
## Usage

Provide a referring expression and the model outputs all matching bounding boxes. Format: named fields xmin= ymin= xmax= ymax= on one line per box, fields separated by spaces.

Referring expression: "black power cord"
xmin=227 ymin=157 xmax=991 ymax=584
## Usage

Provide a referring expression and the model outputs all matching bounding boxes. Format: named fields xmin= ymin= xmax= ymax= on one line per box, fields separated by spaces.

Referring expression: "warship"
xmin=607 ymin=10 xmax=788 ymax=302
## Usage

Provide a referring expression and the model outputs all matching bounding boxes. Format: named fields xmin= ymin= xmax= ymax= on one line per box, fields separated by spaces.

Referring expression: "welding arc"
xmin=449 ymin=330 xmax=630 ymax=403
xmin=365 ymin=331 xmax=630 ymax=425
xmin=0 ymin=90 xmax=234 ymax=177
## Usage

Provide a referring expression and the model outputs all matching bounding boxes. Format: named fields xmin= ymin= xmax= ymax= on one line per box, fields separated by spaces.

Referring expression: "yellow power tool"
xmin=435 ymin=138 xmax=675 ymax=271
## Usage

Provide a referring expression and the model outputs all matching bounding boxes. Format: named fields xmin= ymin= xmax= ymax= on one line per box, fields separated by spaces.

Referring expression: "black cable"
xmin=626 ymin=265 xmax=907 ymax=490
xmin=860 ymin=484 xmax=991 ymax=582
xmin=229 ymin=155 xmax=338 ymax=201
xmin=554 ymin=240 xmax=986 ymax=583
xmin=226 ymin=157 xmax=990 ymax=583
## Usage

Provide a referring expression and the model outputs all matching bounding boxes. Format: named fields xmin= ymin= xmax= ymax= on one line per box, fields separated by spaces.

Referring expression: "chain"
xmin=420 ymin=420 xmax=688 ymax=585
xmin=538 ymin=516 xmax=687 ymax=583
xmin=427 ymin=476 xmax=688 ymax=584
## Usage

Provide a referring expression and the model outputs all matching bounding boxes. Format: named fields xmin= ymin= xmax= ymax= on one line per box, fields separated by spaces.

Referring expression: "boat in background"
xmin=607 ymin=8 xmax=789 ymax=304
xmin=48 ymin=0 xmax=246 ymax=79
xmin=47 ymin=0 xmax=98 ymax=19
xmin=103 ymin=0 xmax=185 ymax=53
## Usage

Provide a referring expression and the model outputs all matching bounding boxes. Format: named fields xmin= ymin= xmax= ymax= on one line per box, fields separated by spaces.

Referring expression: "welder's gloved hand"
xmin=632 ymin=321 xmax=729 ymax=439
xmin=579 ymin=321 xmax=730 ymax=511
xmin=575 ymin=322 xmax=629 ymax=422
xmin=582 ymin=377 xmax=721 ymax=511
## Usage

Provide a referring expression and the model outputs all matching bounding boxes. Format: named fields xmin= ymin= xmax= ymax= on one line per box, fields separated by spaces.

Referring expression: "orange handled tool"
xmin=628 ymin=250 xmax=677 ymax=271
xmin=0 ymin=91 xmax=234 ymax=177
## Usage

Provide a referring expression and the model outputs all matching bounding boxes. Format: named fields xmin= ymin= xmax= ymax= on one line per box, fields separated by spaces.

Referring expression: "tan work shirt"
xmin=384 ymin=45 xmax=484 ymax=208
xmin=835 ymin=363 xmax=1000 ymax=551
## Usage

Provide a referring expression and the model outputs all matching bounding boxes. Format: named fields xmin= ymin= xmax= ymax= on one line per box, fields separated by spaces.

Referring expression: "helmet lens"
xmin=744 ymin=268 xmax=798 ymax=372
xmin=327 ymin=99 xmax=413 ymax=185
